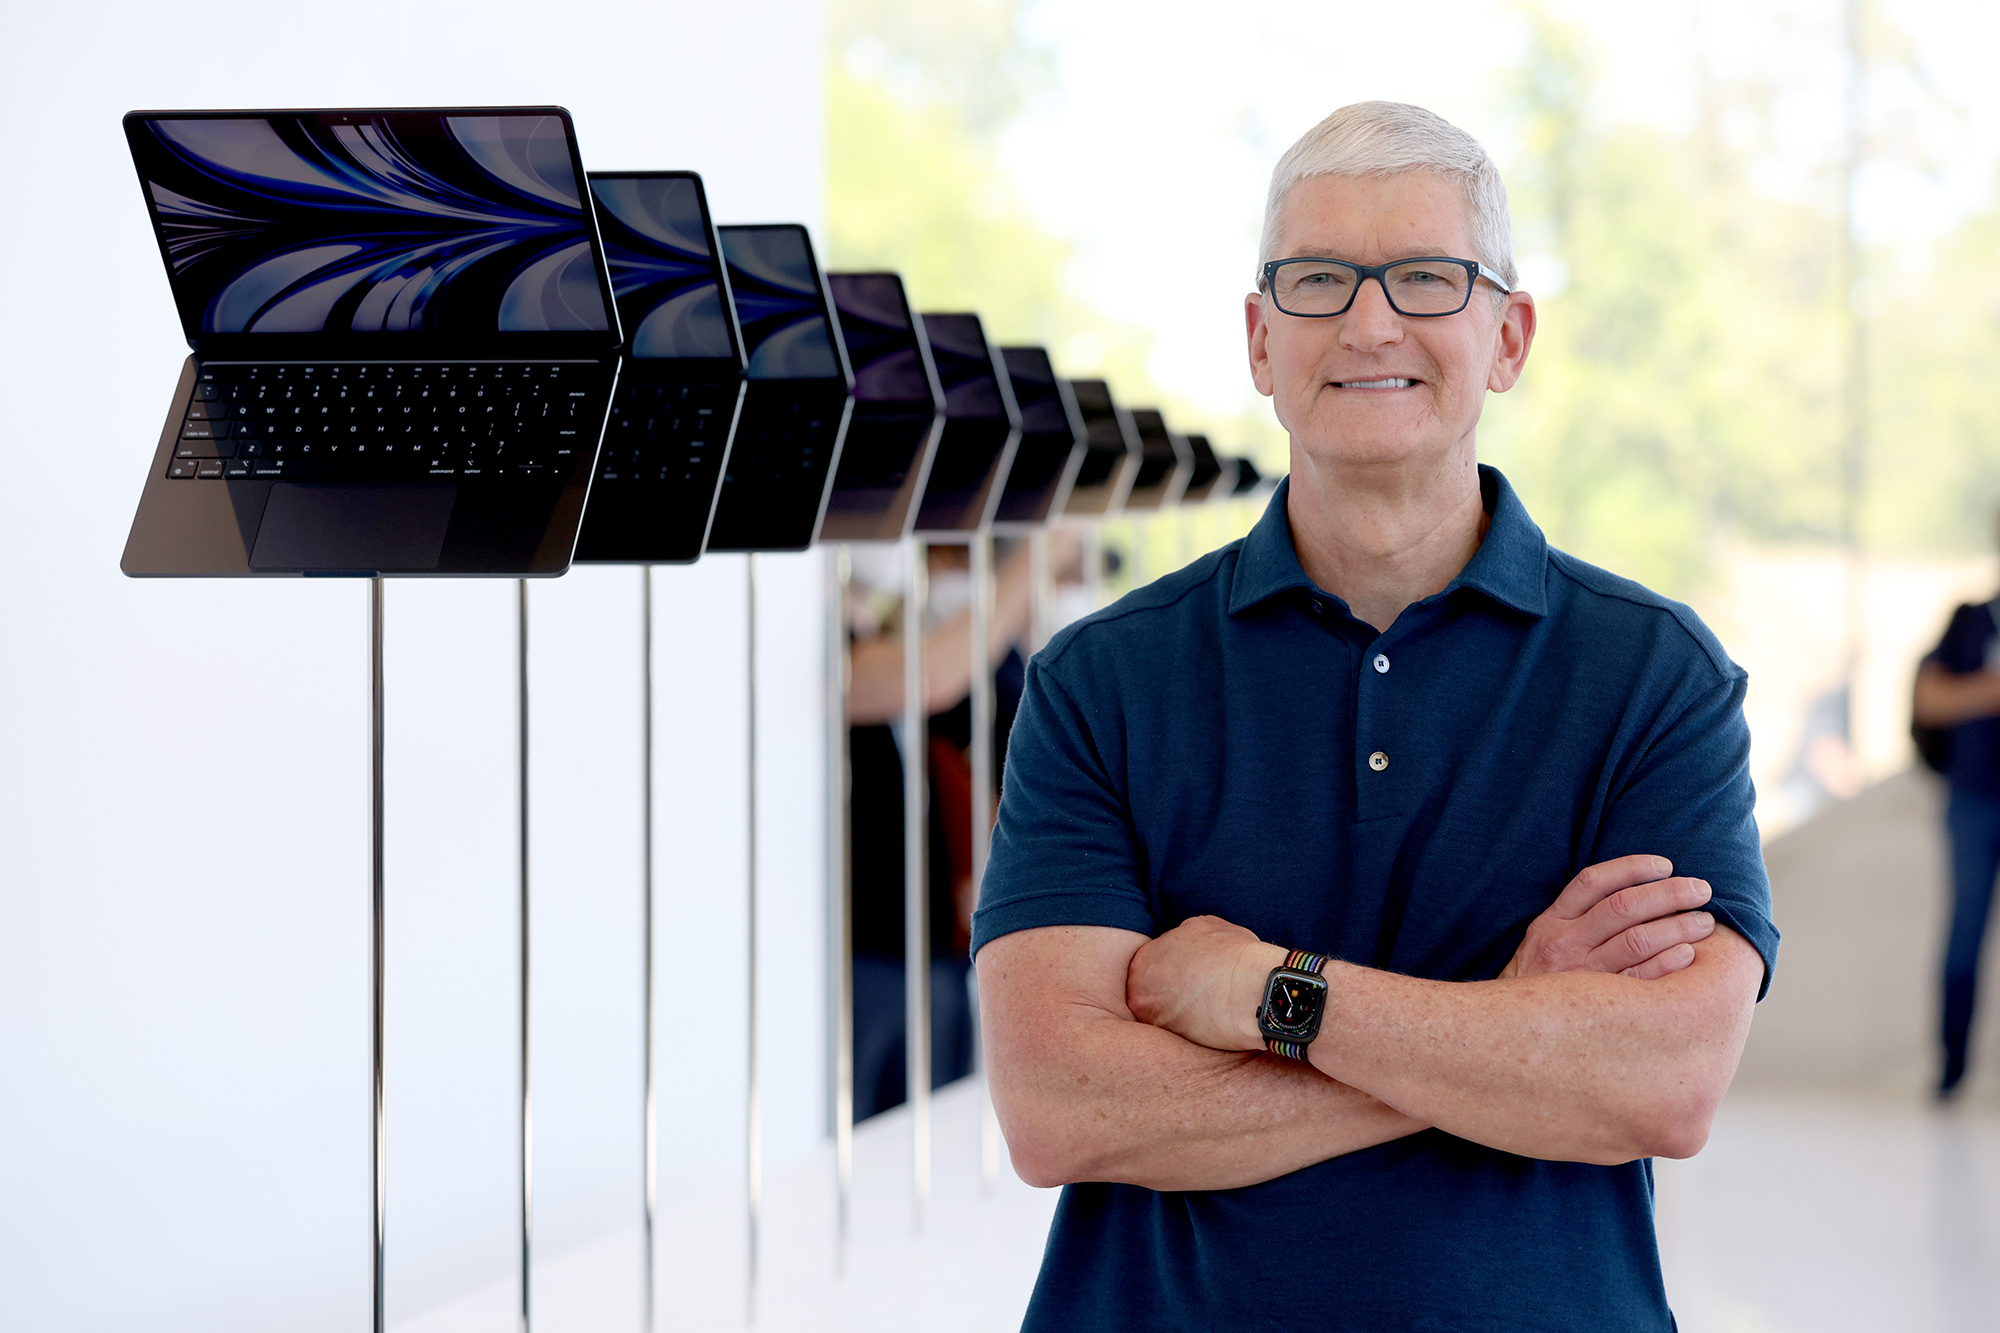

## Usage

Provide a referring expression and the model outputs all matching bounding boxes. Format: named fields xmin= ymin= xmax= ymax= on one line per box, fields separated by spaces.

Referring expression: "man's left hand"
xmin=1129 ymin=852 xmax=1717 ymax=1054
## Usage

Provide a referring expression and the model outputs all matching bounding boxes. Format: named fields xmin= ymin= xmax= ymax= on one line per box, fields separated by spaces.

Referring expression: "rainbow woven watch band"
xmin=1265 ymin=950 xmax=1329 ymax=1060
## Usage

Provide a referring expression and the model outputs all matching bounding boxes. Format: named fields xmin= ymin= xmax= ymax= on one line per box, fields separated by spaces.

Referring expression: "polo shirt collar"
xmin=1226 ymin=464 xmax=1549 ymax=619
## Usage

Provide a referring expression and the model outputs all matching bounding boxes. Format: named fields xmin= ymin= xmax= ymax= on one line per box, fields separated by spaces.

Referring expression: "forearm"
xmin=1913 ymin=663 xmax=2000 ymax=725
xmin=847 ymin=541 xmax=1040 ymax=725
xmin=980 ymin=928 xmax=1424 ymax=1191
xmin=1304 ymin=933 xmax=1759 ymax=1163
xmin=990 ymin=1008 xmax=1422 ymax=1191
xmin=847 ymin=624 xmax=977 ymax=723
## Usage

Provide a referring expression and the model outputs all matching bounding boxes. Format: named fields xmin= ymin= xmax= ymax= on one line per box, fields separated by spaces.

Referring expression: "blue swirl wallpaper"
xmin=921 ymin=314 xmax=1006 ymax=418
xmin=828 ymin=273 xmax=933 ymax=403
xmin=130 ymin=112 xmax=612 ymax=335
xmin=1002 ymin=346 xmax=1072 ymax=434
xmin=589 ymin=175 xmax=736 ymax=360
xmin=717 ymin=225 xmax=842 ymax=381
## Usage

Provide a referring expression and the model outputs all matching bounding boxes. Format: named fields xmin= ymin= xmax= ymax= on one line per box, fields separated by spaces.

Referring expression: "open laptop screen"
xmin=716 ymin=225 xmax=845 ymax=381
xmin=922 ymin=314 xmax=1007 ymax=418
xmin=588 ymin=172 xmax=740 ymax=368
xmin=126 ymin=109 xmax=617 ymax=348
xmin=1005 ymin=347 xmax=1073 ymax=434
xmin=827 ymin=273 xmax=934 ymax=404
xmin=990 ymin=346 xmax=1084 ymax=528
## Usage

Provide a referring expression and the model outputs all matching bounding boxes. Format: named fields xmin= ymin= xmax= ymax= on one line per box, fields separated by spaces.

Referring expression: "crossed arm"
xmin=978 ymin=855 xmax=1764 ymax=1192
xmin=1913 ymin=659 xmax=2000 ymax=726
xmin=848 ymin=529 xmax=1082 ymax=725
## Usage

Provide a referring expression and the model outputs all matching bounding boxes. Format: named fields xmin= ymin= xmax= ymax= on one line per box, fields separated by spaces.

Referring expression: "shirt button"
xmin=1373 ymin=653 xmax=1390 ymax=674
xmin=1310 ymin=599 xmax=1327 ymax=617
xmin=1368 ymin=750 xmax=1389 ymax=772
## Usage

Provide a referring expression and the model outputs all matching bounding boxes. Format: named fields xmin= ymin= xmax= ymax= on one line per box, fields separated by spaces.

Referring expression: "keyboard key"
xmin=167 ymin=459 xmax=198 ymax=478
xmin=195 ymin=458 xmax=226 ymax=479
xmin=187 ymin=360 xmax=606 ymax=485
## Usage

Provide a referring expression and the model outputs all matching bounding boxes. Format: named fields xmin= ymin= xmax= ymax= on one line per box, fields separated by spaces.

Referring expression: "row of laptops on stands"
xmin=117 ymin=105 xmax=1264 ymax=577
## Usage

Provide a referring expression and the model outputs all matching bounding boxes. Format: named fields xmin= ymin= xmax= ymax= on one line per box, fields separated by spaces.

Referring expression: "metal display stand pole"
xmin=641 ymin=565 xmax=658 ymax=1332
xmin=745 ymin=555 xmax=762 ymax=1322
xmin=1081 ymin=526 xmax=1104 ymax=612
xmin=1029 ymin=529 xmax=1052 ymax=653
xmin=517 ymin=580 xmax=534 ymax=1333
xmin=828 ymin=547 xmax=854 ymax=1270
xmin=969 ymin=535 xmax=999 ymax=1190
xmin=903 ymin=536 xmax=930 ymax=1229
xmin=371 ymin=578 xmax=387 ymax=1333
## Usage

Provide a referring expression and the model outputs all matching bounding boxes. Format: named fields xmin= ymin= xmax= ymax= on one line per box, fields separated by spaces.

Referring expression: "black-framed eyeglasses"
xmin=1259 ymin=256 xmax=1512 ymax=319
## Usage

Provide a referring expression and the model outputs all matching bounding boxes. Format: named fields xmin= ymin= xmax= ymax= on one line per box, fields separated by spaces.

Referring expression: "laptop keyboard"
xmin=723 ymin=392 xmax=840 ymax=492
xmin=595 ymin=382 xmax=738 ymax=484
xmin=165 ymin=362 xmax=605 ymax=482
xmin=704 ymin=385 xmax=850 ymax=551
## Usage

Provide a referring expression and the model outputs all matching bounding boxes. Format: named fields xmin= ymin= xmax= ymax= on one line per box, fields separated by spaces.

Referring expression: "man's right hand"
xmin=1499 ymin=855 xmax=1715 ymax=982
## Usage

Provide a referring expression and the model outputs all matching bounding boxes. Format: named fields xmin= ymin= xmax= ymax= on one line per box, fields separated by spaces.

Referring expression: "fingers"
xmin=1548 ymin=854 xmax=1674 ymax=920
xmin=1600 ymin=875 xmax=1712 ymax=926
xmin=1566 ymin=875 xmax=1711 ymax=953
xmin=1590 ymin=909 xmax=1716 ymax=975
xmin=1621 ymin=942 xmax=1697 ymax=981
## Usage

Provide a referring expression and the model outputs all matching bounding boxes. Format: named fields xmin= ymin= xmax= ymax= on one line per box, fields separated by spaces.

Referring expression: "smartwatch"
xmin=1256 ymin=949 xmax=1330 ymax=1060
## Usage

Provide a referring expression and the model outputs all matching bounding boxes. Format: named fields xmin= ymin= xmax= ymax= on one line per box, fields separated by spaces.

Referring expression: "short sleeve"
xmin=1590 ymin=666 xmax=1781 ymax=999
xmin=1927 ymin=603 xmax=1989 ymax=675
xmin=971 ymin=654 xmax=1154 ymax=955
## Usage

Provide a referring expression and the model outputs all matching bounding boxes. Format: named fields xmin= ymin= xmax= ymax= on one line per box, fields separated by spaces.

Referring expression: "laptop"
xmin=1056 ymin=379 xmax=1141 ymax=518
xmin=1229 ymin=456 xmax=1267 ymax=496
xmin=909 ymin=313 xmax=1021 ymax=537
xmin=573 ymin=171 xmax=746 ymax=564
xmin=703 ymin=225 xmax=853 ymax=553
xmin=120 ymin=107 xmax=623 ymax=576
xmin=1120 ymin=408 xmax=1194 ymax=513
xmin=1177 ymin=433 xmax=1226 ymax=503
xmin=989 ymin=347 xmax=1086 ymax=532
xmin=819 ymin=272 xmax=945 ymax=543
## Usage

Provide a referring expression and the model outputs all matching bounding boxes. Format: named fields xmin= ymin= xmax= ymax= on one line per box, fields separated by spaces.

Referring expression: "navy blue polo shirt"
xmin=1925 ymin=601 xmax=2000 ymax=797
xmin=973 ymin=466 xmax=1778 ymax=1333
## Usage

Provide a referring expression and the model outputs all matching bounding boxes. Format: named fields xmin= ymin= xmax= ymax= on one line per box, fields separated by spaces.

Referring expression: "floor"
xmin=1658 ymin=1091 xmax=2000 ymax=1333
xmin=393 ymin=1080 xmax=2000 ymax=1332
xmin=394 ymin=1077 xmax=1058 ymax=1333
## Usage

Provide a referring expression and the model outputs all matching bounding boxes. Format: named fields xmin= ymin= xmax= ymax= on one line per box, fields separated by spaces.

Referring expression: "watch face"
xmin=1266 ymin=973 xmax=1322 ymax=1035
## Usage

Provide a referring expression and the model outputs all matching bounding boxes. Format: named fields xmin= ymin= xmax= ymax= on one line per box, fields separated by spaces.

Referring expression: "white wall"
xmin=0 ymin=3 xmax=829 ymax=1329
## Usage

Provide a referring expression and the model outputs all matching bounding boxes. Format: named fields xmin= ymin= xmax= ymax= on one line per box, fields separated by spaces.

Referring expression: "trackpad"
xmin=250 ymin=484 xmax=456 ymax=572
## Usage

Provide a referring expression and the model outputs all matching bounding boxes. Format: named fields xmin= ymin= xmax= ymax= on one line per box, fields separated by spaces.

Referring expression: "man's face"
xmin=1246 ymin=172 xmax=1534 ymax=473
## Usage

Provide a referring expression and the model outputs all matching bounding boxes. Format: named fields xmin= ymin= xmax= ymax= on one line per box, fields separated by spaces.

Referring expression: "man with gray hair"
xmin=974 ymin=102 xmax=1776 ymax=1329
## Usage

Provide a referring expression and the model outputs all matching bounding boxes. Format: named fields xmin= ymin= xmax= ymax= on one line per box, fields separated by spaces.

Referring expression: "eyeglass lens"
xmin=1270 ymin=260 xmax=1474 ymax=316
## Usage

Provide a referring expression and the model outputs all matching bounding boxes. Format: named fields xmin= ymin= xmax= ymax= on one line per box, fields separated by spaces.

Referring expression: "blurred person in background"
xmin=974 ymin=102 xmax=1776 ymax=1331
xmin=844 ymin=533 xmax=1078 ymax=1119
xmin=1911 ymin=513 xmax=2000 ymax=1099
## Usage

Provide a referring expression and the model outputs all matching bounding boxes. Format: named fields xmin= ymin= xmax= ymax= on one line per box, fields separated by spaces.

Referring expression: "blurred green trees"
xmin=1487 ymin=8 xmax=2000 ymax=593
xmin=1866 ymin=185 xmax=2000 ymax=557
xmin=826 ymin=1 xmax=2000 ymax=593
xmin=1482 ymin=10 xmax=1849 ymax=593
xmin=823 ymin=0 xmax=1287 ymax=475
